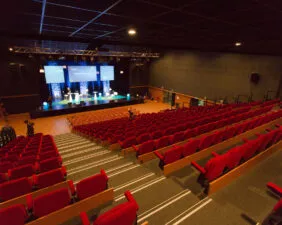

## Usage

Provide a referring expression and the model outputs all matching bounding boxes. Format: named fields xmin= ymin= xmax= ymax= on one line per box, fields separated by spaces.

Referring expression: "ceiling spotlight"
xmin=235 ymin=42 xmax=242 ymax=47
xmin=120 ymin=70 xmax=124 ymax=74
xmin=8 ymin=47 xmax=13 ymax=52
xmin=128 ymin=28 xmax=137 ymax=36
xmin=39 ymin=68 xmax=45 ymax=73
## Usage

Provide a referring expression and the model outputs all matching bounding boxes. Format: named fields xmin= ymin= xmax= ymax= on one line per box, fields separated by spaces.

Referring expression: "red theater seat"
xmin=0 ymin=204 xmax=28 ymax=225
xmin=33 ymin=167 xmax=66 ymax=189
xmin=170 ymin=131 xmax=185 ymax=144
xmin=80 ymin=191 xmax=139 ymax=225
xmin=33 ymin=188 xmax=71 ymax=218
xmin=0 ymin=162 xmax=14 ymax=173
xmin=182 ymin=139 xmax=200 ymax=157
xmin=118 ymin=137 xmax=137 ymax=149
xmin=16 ymin=156 xmax=37 ymax=166
xmin=133 ymin=140 xmax=155 ymax=156
xmin=151 ymin=130 xmax=163 ymax=139
xmin=154 ymin=136 xmax=170 ymax=149
xmin=155 ymin=146 xmax=183 ymax=167
xmin=36 ymin=157 xmax=62 ymax=173
xmin=136 ymin=133 xmax=151 ymax=144
xmin=38 ymin=150 xmax=59 ymax=161
xmin=76 ymin=169 xmax=108 ymax=200
xmin=8 ymin=164 xmax=35 ymax=180
xmin=0 ymin=177 xmax=32 ymax=202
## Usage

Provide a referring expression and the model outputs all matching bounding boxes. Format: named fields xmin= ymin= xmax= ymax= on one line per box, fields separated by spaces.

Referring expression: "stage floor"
xmin=30 ymin=95 xmax=143 ymax=119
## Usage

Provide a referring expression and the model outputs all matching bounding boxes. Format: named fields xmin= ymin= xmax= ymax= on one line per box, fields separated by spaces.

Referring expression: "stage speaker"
xmin=250 ymin=73 xmax=260 ymax=85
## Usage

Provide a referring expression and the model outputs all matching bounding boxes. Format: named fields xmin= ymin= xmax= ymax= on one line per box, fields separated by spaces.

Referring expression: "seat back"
xmin=182 ymin=139 xmax=200 ymax=157
xmin=38 ymin=157 xmax=61 ymax=173
xmin=163 ymin=146 xmax=183 ymax=165
xmin=226 ymin=146 xmax=244 ymax=170
xmin=33 ymin=188 xmax=71 ymax=218
xmin=205 ymin=154 xmax=228 ymax=182
xmin=170 ymin=131 xmax=184 ymax=144
xmin=154 ymin=136 xmax=170 ymax=149
xmin=35 ymin=168 xmax=65 ymax=189
xmin=198 ymin=133 xmax=215 ymax=150
xmin=137 ymin=140 xmax=155 ymax=156
xmin=16 ymin=156 xmax=37 ymax=166
xmin=9 ymin=164 xmax=34 ymax=180
xmin=76 ymin=170 xmax=108 ymax=200
xmin=0 ymin=204 xmax=28 ymax=225
xmin=93 ymin=191 xmax=138 ymax=225
xmin=0 ymin=177 xmax=32 ymax=202
xmin=136 ymin=133 xmax=151 ymax=144
xmin=151 ymin=130 xmax=163 ymax=139
xmin=0 ymin=162 xmax=14 ymax=173
xmin=38 ymin=150 xmax=58 ymax=161
xmin=121 ymin=137 xmax=137 ymax=149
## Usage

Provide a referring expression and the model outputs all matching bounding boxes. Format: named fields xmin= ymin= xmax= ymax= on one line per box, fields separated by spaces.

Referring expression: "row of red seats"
xmin=0 ymin=167 xmax=67 ymax=202
xmin=116 ymin=106 xmax=253 ymax=149
xmin=155 ymin=110 xmax=282 ymax=167
xmin=74 ymin=105 xmax=234 ymax=141
xmin=73 ymin=101 xmax=269 ymax=139
xmin=0 ymin=170 xmax=139 ymax=225
xmin=133 ymin=106 xmax=273 ymax=157
xmin=192 ymin=125 xmax=282 ymax=184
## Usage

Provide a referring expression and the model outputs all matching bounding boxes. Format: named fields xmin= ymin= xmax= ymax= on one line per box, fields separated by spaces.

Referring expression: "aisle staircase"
xmin=54 ymin=133 xmax=214 ymax=225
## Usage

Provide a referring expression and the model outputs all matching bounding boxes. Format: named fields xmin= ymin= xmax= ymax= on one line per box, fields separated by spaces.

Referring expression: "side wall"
xmin=149 ymin=51 xmax=282 ymax=102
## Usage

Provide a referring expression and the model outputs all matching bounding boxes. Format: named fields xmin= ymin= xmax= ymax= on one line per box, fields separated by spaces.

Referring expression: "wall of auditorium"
xmin=149 ymin=51 xmax=282 ymax=102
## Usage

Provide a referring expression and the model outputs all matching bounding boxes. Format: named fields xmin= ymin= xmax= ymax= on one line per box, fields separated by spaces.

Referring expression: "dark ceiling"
xmin=1 ymin=0 xmax=282 ymax=55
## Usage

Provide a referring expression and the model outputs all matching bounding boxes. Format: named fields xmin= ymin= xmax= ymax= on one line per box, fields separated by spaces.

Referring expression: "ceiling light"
xmin=39 ymin=68 xmax=45 ymax=73
xmin=235 ymin=42 xmax=242 ymax=47
xmin=128 ymin=28 xmax=137 ymax=36
xmin=9 ymin=47 xmax=13 ymax=52
xmin=120 ymin=70 xmax=124 ymax=74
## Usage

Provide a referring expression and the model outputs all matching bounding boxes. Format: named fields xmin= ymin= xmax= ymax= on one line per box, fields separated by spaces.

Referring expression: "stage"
xmin=30 ymin=95 xmax=143 ymax=119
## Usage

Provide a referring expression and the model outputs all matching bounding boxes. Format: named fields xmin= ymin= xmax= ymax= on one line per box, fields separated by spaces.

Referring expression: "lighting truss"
xmin=12 ymin=46 xmax=160 ymax=58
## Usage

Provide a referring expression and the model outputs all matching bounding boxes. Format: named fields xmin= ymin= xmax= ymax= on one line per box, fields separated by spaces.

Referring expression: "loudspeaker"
xmin=250 ymin=73 xmax=260 ymax=85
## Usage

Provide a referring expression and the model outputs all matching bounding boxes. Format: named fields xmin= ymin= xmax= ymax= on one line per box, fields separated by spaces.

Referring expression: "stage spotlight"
xmin=127 ymin=93 xmax=130 ymax=97
xmin=120 ymin=70 xmax=124 ymax=74
xmin=99 ymin=93 xmax=102 ymax=97
xmin=39 ymin=68 xmax=45 ymax=73
xmin=43 ymin=102 xmax=48 ymax=106
xmin=235 ymin=42 xmax=242 ymax=47
xmin=114 ymin=92 xmax=118 ymax=96
xmin=9 ymin=47 xmax=13 ymax=52
xmin=62 ymin=65 xmax=67 ymax=69
xmin=128 ymin=28 xmax=137 ymax=36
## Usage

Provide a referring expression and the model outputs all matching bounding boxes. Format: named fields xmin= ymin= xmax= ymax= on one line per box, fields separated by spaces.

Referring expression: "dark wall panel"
xmin=149 ymin=51 xmax=282 ymax=102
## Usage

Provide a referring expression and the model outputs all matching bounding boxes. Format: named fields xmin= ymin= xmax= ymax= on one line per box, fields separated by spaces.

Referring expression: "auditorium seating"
xmin=33 ymin=167 xmax=66 ymax=189
xmin=0 ymin=204 xmax=28 ymax=225
xmin=0 ymin=177 xmax=32 ymax=202
xmin=155 ymin=109 xmax=282 ymax=168
xmin=191 ymin=126 xmax=282 ymax=184
xmin=0 ymin=170 xmax=111 ymax=224
xmin=80 ymin=191 xmax=139 ymax=225
xmin=76 ymin=169 xmax=108 ymax=200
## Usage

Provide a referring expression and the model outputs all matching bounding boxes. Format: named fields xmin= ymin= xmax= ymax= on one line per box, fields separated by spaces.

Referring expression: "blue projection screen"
xmin=44 ymin=66 xmax=65 ymax=84
xmin=100 ymin=66 xmax=114 ymax=81
xmin=68 ymin=66 xmax=97 ymax=82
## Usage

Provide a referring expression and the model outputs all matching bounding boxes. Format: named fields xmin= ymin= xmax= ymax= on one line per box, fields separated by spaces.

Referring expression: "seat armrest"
xmin=154 ymin=151 xmax=164 ymax=160
xmin=118 ymin=140 xmax=123 ymax=148
xmin=61 ymin=166 xmax=67 ymax=177
xmin=100 ymin=169 xmax=108 ymax=181
xmin=191 ymin=161 xmax=206 ymax=174
xmin=124 ymin=190 xmax=139 ymax=211
xmin=132 ymin=145 xmax=138 ymax=152
xmin=267 ymin=182 xmax=282 ymax=197
xmin=211 ymin=152 xmax=220 ymax=157
xmin=80 ymin=212 xmax=91 ymax=225
xmin=26 ymin=194 xmax=33 ymax=211
xmin=68 ymin=180 xmax=76 ymax=196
